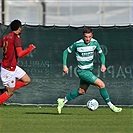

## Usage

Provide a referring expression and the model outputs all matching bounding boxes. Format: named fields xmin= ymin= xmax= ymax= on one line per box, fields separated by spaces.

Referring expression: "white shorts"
xmin=1 ymin=66 xmax=26 ymax=88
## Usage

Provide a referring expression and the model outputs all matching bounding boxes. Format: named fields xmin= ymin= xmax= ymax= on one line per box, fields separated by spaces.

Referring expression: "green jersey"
xmin=63 ymin=38 xmax=105 ymax=70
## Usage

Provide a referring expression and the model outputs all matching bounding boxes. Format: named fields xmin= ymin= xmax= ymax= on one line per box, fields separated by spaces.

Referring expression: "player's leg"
xmin=57 ymin=87 xmax=82 ymax=114
xmin=14 ymin=74 xmax=30 ymax=90
xmin=14 ymin=66 xmax=31 ymax=90
xmin=0 ymin=66 xmax=30 ymax=104
xmin=57 ymin=69 xmax=89 ymax=114
xmin=94 ymin=78 xmax=122 ymax=112
xmin=57 ymin=84 xmax=88 ymax=114
xmin=64 ymin=83 xmax=89 ymax=102
xmin=0 ymin=67 xmax=16 ymax=104
xmin=0 ymin=90 xmax=11 ymax=104
xmin=64 ymin=69 xmax=91 ymax=103
xmin=0 ymin=74 xmax=30 ymax=94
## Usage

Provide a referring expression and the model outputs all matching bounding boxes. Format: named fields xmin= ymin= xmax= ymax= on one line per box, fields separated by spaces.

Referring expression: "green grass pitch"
xmin=0 ymin=105 xmax=132 ymax=133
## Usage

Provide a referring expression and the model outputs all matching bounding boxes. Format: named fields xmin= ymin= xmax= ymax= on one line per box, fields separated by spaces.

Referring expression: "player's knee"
xmin=99 ymin=82 xmax=105 ymax=88
xmin=78 ymin=88 xmax=86 ymax=95
xmin=24 ymin=78 xmax=31 ymax=85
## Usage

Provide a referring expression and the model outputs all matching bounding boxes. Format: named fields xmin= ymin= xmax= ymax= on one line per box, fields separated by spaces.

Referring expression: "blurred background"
xmin=0 ymin=0 xmax=133 ymax=26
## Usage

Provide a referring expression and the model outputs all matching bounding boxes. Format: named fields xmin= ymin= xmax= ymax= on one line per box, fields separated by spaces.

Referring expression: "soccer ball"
xmin=87 ymin=99 xmax=99 ymax=111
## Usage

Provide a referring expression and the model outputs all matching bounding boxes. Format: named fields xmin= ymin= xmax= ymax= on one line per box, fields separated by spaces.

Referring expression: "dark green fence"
xmin=0 ymin=24 xmax=133 ymax=105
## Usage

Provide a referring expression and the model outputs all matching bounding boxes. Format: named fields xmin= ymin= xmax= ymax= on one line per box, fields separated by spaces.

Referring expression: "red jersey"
xmin=0 ymin=32 xmax=22 ymax=71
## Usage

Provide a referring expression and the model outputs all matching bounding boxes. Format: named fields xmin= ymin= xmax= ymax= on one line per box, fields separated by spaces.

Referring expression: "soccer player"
xmin=57 ymin=27 xmax=122 ymax=114
xmin=0 ymin=19 xmax=36 ymax=104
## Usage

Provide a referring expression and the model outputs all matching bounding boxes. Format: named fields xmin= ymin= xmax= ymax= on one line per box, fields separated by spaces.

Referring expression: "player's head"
xmin=83 ymin=27 xmax=93 ymax=44
xmin=10 ymin=19 xmax=22 ymax=34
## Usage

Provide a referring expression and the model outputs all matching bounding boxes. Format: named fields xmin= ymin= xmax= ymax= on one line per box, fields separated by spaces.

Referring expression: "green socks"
xmin=66 ymin=89 xmax=80 ymax=101
xmin=65 ymin=88 xmax=110 ymax=104
xmin=99 ymin=88 xmax=110 ymax=103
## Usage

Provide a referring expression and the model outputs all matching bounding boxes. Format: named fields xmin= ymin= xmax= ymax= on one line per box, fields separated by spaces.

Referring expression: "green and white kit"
xmin=63 ymin=38 xmax=105 ymax=85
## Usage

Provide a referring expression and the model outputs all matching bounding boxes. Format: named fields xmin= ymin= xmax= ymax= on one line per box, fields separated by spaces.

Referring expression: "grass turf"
xmin=0 ymin=105 xmax=132 ymax=133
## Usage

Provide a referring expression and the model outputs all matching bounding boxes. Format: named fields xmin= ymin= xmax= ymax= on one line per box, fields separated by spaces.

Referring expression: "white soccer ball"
xmin=87 ymin=99 xmax=99 ymax=111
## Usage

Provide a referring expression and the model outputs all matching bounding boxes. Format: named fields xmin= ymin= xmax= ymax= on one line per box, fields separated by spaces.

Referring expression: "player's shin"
xmin=65 ymin=89 xmax=81 ymax=102
xmin=14 ymin=80 xmax=27 ymax=90
xmin=99 ymin=88 xmax=110 ymax=103
xmin=0 ymin=92 xmax=10 ymax=104
xmin=99 ymin=88 xmax=122 ymax=112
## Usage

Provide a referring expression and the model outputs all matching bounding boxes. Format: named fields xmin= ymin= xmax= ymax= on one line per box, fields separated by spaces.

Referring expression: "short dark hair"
xmin=83 ymin=27 xmax=93 ymax=34
xmin=10 ymin=19 xmax=22 ymax=31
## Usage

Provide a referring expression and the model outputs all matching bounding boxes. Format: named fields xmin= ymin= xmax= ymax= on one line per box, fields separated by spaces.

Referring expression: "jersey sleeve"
xmin=95 ymin=41 xmax=103 ymax=53
xmin=16 ymin=44 xmax=35 ymax=58
xmin=95 ymin=41 xmax=105 ymax=65
xmin=67 ymin=42 xmax=76 ymax=53
xmin=63 ymin=42 xmax=76 ymax=66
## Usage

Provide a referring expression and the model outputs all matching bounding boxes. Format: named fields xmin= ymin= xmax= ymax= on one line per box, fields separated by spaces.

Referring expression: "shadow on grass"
xmin=25 ymin=112 xmax=73 ymax=115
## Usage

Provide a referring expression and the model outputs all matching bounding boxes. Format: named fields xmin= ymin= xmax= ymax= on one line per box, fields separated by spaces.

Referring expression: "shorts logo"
xmin=11 ymin=80 xmax=14 ymax=83
xmin=6 ymin=76 xmax=8 ymax=79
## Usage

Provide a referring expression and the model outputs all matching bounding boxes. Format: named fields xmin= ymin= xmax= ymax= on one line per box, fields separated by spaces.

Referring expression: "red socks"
xmin=0 ymin=81 xmax=27 ymax=104
xmin=0 ymin=92 xmax=10 ymax=104
xmin=14 ymin=80 xmax=26 ymax=90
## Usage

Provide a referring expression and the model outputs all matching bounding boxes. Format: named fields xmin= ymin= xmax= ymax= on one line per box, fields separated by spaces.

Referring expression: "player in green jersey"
xmin=57 ymin=27 xmax=122 ymax=114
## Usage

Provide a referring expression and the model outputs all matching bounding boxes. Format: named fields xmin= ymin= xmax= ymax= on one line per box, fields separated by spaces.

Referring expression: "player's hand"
xmin=63 ymin=66 xmax=69 ymax=75
xmin=28 ymin=44 xmax=36 ymax=52
xmin=101 ymin=64 xmax=106 ymax=72
xmin=29 ymin=44 xmax=36 ymax=49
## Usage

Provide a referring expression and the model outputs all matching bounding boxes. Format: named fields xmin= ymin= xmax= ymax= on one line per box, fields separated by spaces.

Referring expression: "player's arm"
xmin=63 ymin=49 xmax=69 ymax=74
xmin=63 ymin=43 xmax=75 ymax=74
xmin=63 ymin=49 xmax=69 ymax=66
xmin=63 ymin=46 xmax=74 ymax=74
xmin=99 ymin=52 xmax=105 ymax=65
xmin=96 ymin=41 xmax=106 ymax=72
xmin=99 ymin=52 xmax=106 ymax=72
xmin=16 ymin=44 xmax=36 ymax=58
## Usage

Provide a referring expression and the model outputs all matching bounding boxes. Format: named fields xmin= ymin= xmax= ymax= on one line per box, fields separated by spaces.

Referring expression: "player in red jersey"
xmin=0 ymin=19 xmax=36 ymax=104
